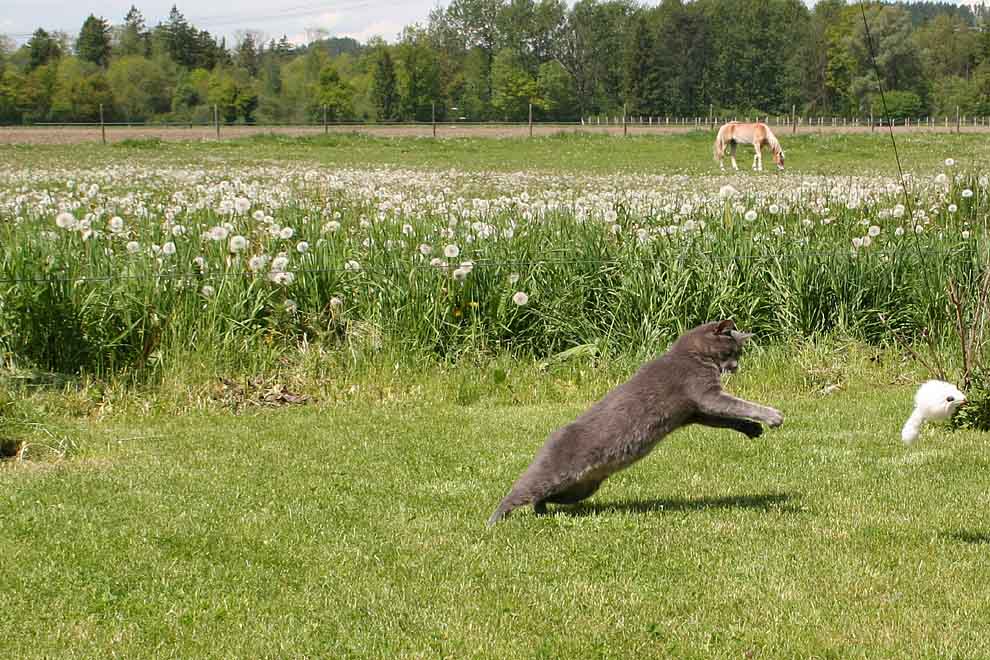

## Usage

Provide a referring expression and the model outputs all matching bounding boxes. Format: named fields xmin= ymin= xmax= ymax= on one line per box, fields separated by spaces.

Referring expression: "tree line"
xmin=1 ymin=0 xmax=990 ymax=125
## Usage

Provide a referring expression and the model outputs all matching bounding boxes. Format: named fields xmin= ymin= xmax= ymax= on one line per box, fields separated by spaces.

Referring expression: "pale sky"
xmin=2 ymin=0 xmax=444 ymax=46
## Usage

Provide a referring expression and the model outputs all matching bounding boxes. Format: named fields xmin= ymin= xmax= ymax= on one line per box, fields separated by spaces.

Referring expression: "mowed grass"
xmin=4 ymin=130 xmax=990 ymax=174
xmin=4 ymin=359 xmax=990 ymax=658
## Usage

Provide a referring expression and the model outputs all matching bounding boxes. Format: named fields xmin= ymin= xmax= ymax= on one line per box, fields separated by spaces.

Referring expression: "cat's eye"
xmin=947 ymin=396 xmax=955 ymax=402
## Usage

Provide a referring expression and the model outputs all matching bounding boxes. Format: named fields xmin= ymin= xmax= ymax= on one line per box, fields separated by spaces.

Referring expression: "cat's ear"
xmin=730 ymin=330 xmax=754 ymax=344
xmin=715 ymin=319 xmax=735 ymax=335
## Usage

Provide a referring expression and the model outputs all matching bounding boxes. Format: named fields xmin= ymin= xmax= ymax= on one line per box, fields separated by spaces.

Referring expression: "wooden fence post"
xmin=99 ymin=103 xmax=106 ymax=145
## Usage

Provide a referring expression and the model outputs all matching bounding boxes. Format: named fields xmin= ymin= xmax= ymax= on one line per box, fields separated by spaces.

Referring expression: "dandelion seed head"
xmin=248 ymin=255 xmax=268 ymax=272
xmin=962 ymin=189 xmax=974 ymax=198
xmin=868 ymin=225 xmax=881 ymax=237
xmin=744 ymin=210 xmax=758 ymax=222
xmin=444 ymin=244 xmax=460 ymax=258
xmin=201 ymin=284 xmax=216 ymax=298
xmin=512 ymin=291 xmax=529 ymax=306
xmin=296 ymin=241 xmax=309 ymax=254
xmin=126 ymin=240 xmax=141 ymax=254
xmin=55 ymin=211 xmax=76 ymax=229
xmin=229 ymin=235 xmax=248 ymax=253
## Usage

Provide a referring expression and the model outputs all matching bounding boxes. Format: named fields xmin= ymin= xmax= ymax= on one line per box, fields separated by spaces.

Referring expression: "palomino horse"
xmin=713 ymin=121 xmax=785 ymax=171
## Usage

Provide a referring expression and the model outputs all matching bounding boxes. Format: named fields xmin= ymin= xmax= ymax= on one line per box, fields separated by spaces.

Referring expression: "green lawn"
xmin=4 ymin=129 xmax=990 ymax=174
xmin=4 ymin=353 xmax=990 ymax=658
xmin=4 ymin=130 xmax=990 ymax=657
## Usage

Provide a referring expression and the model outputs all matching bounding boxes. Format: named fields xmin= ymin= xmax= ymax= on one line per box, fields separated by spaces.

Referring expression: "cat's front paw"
xmin=765 ymin=408 xmax=784 ymax=428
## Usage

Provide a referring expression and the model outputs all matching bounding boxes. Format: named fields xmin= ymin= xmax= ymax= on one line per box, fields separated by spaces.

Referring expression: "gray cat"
xmin=487 ymin=320 xmax=783 ymax=526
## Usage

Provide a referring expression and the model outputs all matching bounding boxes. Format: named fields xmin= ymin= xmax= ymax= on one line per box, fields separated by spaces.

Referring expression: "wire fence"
xmin=5 ymin=102 xmax=990 ymax=145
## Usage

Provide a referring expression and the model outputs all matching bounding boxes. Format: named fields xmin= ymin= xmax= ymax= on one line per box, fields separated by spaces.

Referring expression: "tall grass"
xmin=0 ymin=163 xmax=986 ymax=376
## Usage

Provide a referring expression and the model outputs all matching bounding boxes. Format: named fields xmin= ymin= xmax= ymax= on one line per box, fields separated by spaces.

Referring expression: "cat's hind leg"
xmin=544 ymin=478 xmax=605 ymax=505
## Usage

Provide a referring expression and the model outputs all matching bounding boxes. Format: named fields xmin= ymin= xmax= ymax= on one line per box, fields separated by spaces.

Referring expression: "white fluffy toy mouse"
xmin=901 ymin=380 xmax=966 ymax=444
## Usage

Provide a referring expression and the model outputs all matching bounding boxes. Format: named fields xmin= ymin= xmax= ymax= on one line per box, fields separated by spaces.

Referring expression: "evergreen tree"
xmin=77 ymin=15 xmax=112 ymax=67
xmin=117 ymin=6 xmax=151 ymax=57
xmin=27 ymin=29 xmax=62 ymax=70
xmin=371 ymin=49 xmax=399 ymax=121
xmin=156 ymin=6 xmax=197 ymax=68
xmin=236 ymin=32 xmax=260 ymax=76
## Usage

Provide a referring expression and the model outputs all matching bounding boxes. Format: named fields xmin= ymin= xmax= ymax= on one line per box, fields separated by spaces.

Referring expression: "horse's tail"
xmin=713 ymin=127 xmax=724 ymax=161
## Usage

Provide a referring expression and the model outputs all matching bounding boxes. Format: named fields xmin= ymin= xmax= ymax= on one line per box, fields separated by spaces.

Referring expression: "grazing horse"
xmin=713 ymin=121 xmax=785 ymax=172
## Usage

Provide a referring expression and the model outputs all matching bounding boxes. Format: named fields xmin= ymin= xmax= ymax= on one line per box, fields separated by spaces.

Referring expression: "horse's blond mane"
xmin=763 ymin=125 xmax=783 ymax=155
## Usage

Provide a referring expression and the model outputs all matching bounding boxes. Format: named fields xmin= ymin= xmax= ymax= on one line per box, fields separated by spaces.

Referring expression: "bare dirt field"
xmin=2 ymin=121 xmax=987 ymax=145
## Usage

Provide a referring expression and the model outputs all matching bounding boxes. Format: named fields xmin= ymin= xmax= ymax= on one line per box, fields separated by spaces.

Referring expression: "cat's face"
xmin=678 ymin=319 xmax=752 ymax=373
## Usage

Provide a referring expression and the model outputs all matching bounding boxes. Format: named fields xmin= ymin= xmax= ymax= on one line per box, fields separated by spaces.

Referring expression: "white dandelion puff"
xmin=744 ymin=209 xmax=758 ymax=222
xmin=229 ymin=235 xmax=248 ymax=253
xmin=512 ymin=291 xmax=529 ymax=306
xmin=444 ymin=244 xmax=460 ymax=258
xmin=296 ymin=241 xmax=310 ymax=254
xmin=55 ymin=211 xmax=76 ymax=229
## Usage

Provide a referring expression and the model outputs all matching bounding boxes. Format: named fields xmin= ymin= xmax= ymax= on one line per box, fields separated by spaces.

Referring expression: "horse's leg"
xmin=730 ymin=142 xmax=738 ymax=171
xmin=754 ymin=141 xmax=763 ymax=171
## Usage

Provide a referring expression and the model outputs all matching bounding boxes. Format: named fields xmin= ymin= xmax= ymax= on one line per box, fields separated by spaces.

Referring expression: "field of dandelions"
xmin=0 ymin=158 xmax=986 ymax=375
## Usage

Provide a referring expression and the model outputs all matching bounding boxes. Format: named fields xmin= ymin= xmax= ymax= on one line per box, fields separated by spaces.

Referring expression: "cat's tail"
xmin=486 ymin=490 xmax=531 ymax=528
xmin=901 ymin=408 xmax=925 ymax=444
xmin=486 ymin=499 xmax=513 ymax=528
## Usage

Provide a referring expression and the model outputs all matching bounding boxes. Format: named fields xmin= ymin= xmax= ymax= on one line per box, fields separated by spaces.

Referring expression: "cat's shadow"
xmin=942 ymin=530 xmax=990 ymax=545
xmin=562 ymin=492 xmax=801 ymax=518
